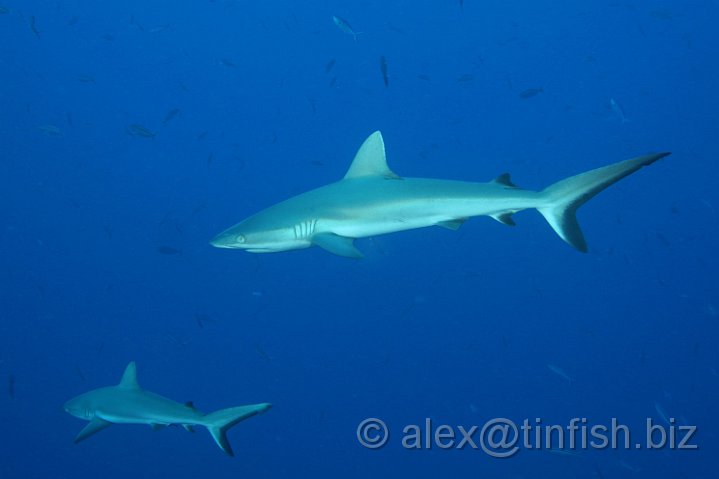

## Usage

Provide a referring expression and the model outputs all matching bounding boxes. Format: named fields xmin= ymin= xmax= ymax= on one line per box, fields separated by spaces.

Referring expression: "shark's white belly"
xmin=319 ymin=195 xmax=534 ymax=239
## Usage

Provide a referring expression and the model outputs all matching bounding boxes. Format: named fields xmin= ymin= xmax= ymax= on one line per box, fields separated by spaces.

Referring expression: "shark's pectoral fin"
xmin=74 ymin=417 xmax=112 ymax=443
xmin=312 ymin=233 xmax=363 ymax=258
xmin=437 ymin=219 xmax=466 ymax=230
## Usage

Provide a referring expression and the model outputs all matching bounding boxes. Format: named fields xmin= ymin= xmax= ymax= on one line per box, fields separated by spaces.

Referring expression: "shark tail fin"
xmin=537 ymin=152 xmax=669 ymax=252
xmin=203 ymin=403 xmax=271 ymax=456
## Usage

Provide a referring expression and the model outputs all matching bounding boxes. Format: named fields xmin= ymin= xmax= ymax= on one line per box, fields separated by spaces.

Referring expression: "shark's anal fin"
xmin=74 ymin=417 xmax=112 ymax=443
xmin=437 ymin=219 xmax=466 ymax=230
xmin=312 ymin=233 xmax=363 ymax=258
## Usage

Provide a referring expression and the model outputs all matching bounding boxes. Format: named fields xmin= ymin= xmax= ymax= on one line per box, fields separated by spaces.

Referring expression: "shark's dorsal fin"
xmin=118 ymin=361 xmax=140 ymax=389
xmin=344 ymin=131 xmax=401 ymax=180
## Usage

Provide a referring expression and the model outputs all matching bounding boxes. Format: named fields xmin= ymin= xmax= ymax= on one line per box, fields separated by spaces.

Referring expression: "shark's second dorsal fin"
xmin=118 ymin=361 xmax=140 ymax=389
xmin=492 ymin=173 xmax=518 ymax=188
xmin=344 ymin=131 xmax=401 ymax=180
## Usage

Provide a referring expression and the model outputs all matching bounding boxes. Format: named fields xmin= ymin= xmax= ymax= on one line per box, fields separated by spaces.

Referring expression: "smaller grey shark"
xmin=64 ymin=362 xmax=271 ymax=456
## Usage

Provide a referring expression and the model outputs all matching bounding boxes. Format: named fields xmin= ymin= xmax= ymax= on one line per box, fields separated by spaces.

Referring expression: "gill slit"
xmin=293 ymin=219 xmax=317 ymax=240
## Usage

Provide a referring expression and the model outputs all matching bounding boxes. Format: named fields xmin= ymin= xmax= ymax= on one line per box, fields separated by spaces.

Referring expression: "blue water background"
xmin=1 ymin=0 xmax=717 ymax=477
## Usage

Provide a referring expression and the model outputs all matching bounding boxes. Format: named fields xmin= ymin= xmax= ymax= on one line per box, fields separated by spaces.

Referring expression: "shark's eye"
xmin=236 ymin=235 xmax=246 ymax=244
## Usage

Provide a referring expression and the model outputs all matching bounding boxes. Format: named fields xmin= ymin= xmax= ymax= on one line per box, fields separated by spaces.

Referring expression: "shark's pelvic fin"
xmin=204 ymin=403 xmax=272 ymax=456
xmin=312 ymin=232 xmax=363 ymax=258
xmin=343 ymin=131 xmax=401 ymax=180
xmin=538 ymin=152 xmax=670 ymax=252
xmin=74 ymin=417 xmax=112 ymax=443
xmin=118 ymin=361 xmax=140 ymax=389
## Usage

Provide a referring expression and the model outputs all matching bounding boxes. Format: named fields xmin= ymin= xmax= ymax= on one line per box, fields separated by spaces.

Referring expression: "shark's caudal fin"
xmin=203 ymin=403 xmax=272 ymax=456
xmin=537 ymin=152 xmax=670 ymax=252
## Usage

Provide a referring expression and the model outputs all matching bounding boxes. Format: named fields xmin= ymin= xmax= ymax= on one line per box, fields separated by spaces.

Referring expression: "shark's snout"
xmin=210 ymin=234 xmax=239 ymax=249
xmin=209 ymin=236 xmax=230 ymax=248
xmin=210 ymin=227 xmax=251 ymax=249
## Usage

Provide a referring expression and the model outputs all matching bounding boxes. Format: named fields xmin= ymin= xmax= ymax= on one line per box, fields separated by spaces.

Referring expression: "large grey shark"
xmin=64 ymin=362 xmax=271 ymax=456
xmin=211 ymin=131 xmax=669 ymax=257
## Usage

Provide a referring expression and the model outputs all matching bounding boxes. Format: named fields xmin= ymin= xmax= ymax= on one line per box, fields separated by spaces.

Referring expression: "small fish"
xmin=0 ymin=7 xmax=10 ymax=14
xmin=332 ymin=15 xmax=360 ymax=41
xmin=417 ymin=74 xmax=431 ymax=81
xmin=195 ymin=313 xmax=216 ymax=329
xmin=547 ymin=448 xmax=582 ymax=458
xmin=654 ymin=401 xmax=672 ymax=425
xmin=547 ymin=364 xmax=574 ymax=385
xmin=102 ymin=224 xmax=113 ymax=239
xmin=219 ymin=58 xmax=236 ymax=68
xmin=76 ymin=74 xmax=95 ymax=83
xmin=618 ymin=460 xmax=641 ymax=472
xmin=609 ymin=98 xmax=629 ymax=123
xmin=387 ymin=23 xmax=406 ymax=35
xmin=163 ymin=108 xmax=180 ymax=124
xmin=157 ymin=246 xmax=182 ymax=255
xmin=127 ymin=124 xmax=156 ymax=138
xmin=254 ymin=342 xmax=272 ymax=361
xmin=101 ymin=33 xmax=115 ymax=42
xmin=38 ymin=124 xmax=63 ymax=136
xmin=29 ymin=15 xmax=40 ymax=37
xmin=8 ymin=373 xmax=15 ymax=399
xmin=379 ymin=56 xmax=389 ymax=87
xmin=325 ymin=58 xmax=336 ymax=73
xmin=145 ymin=24 xmax=170 ymax=34
xmin=519 ymin=87 xmax=544 ymax=99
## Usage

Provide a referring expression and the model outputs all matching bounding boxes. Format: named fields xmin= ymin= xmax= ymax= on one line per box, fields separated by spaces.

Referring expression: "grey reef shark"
xmin=64 ymin=362 xmax=271 ymax=456
xmin=211 ymin=131 xmax=669 ymax=258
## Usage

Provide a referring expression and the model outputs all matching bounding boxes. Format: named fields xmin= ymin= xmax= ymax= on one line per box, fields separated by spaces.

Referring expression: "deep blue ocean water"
xmin=1 ymin=1 xmax=717 ymax=477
